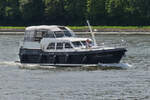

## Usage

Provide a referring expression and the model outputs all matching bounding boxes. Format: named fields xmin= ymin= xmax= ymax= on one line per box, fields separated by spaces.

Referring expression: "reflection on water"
xmin=18 ymin=63 xmax=132 ymax=71
xmin=0 ymin=34 xmax=150 ymax=100
xmin=0 ymin=61 xmax=131 ymax=71
xmin=0 ymin=57 xmax=132 ymax=71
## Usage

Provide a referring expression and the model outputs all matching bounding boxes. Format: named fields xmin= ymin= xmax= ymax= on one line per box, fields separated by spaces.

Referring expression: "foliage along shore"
xmin=1 ymin=26 xmax=150 ymax=32
xmin=1 ymin=0 xmax=150 ymax=26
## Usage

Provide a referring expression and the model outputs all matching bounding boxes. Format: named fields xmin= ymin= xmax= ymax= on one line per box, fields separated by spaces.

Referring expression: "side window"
xmin=41 ymin=31 xmax=48 ymax=37
xmin=56 ymin=43 xmax=63 ymax=49
xmin=47 ymin=43 xmax=55 ymax=49
xmin=24 ymin=31 xmax=34 ymax=41
xmin=54 ymin=31 xmax=64 ymax=38
xmin=72 ymin=41 xmax=82 ymax=47
xmin=65 ymin=43 xmax=72 ymax=49
xmin=43 ymin=31 xmax=55 ymax=38
xmin=81 ymin=41 xmax=86 ymax=46
xmin=34 ymin=31 xmax=46 ymax=41
xmin=64 ymin=31 xmax=72 ymax=37
xmin=34 ymin=31 xmax=42 ymax=41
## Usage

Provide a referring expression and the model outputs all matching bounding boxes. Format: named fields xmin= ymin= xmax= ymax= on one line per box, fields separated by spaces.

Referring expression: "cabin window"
xmin=65 ymin=43 xmax=72 ymax=49
xmin=24 ymin=31 xmax=34 ymax=41
xmin=81 ymin=41 xmax=87 ymax=46
xmin=36 ymin=31 xmax=42 ymax=37
xmin=72 ymin=41 xmax=82 ymax=47
xmin=58 ymin=27 xmax=67 ymax=30
xmin=54 ymin=31 xmax=64 ymax=38
xmin=34 ymin=30 xmax=48 ymax=41
xmin=48 ymin=33 xmax=55 ymax=38
xmin=47 ymin=43 xmax=55 ymax=49
xmin=43 ymin=31 xmax=55 ymax=38
xmin=56 ymin=43 xmax=63 ymax=49
xmin=64 ymin=31 xmax=72 ymax=37
xmin=54 ymin=31 xmax=72 ymax=38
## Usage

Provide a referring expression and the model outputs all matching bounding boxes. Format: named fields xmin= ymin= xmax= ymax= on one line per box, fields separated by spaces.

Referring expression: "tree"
xmin=65 ymin=0 xmax=87 ymax=25
xmin=87 ymin=0 xmax=107 ymax=25
xmin=44 ymin=0 xmax=66 ymax=25
xmin=1 ymin=0 xmax=150 ymax=26
xmin=131 ymin=0 xmax=150 ymax=25
xmin=105 ymin=0 xmax=128 ymax=25
xmin=0 ymin=0 xmax=7 ymax=24
xmin=105 ymin=0 xmax=150 ymax=25
xmin=4 ymin=0 xmax=21 ymax=25
xmin=19 ymin=0 xmax=45 ymax=25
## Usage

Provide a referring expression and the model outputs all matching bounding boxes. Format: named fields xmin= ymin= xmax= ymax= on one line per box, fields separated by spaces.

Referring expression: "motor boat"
xmin=19 ymin=25 xmax=127 ymax=66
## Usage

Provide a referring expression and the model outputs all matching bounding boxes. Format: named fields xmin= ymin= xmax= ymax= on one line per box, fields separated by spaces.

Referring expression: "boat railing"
xmin=98 ymin=40 xmax=127 ymax=49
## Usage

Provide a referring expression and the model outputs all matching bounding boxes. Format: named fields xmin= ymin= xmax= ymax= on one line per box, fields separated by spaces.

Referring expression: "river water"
xmin=0 ymin=34 xmax=150 ymax=100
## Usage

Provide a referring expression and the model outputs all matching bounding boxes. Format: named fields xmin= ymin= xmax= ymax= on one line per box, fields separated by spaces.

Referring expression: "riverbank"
xmin=70 ymin=26 xmax=150 ymax=32
xmin=1 ymin=26 xmax=150 ymax=35
xmin=1 ymin=31 xmax=150 ymax=35
xmin=1 ymin=26 xmax=150 ymax=32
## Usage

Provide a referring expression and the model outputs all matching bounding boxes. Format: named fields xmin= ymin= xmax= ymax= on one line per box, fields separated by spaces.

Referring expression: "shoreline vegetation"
xmin=1 ymin=0 xmax=150 ymax=26
xmin=1 ymin=26 xmax=150 ymax=32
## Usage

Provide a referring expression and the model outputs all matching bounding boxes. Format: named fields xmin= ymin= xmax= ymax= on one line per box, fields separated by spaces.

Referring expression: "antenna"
xmin=86 ymin=20 xmax=97 ymax=46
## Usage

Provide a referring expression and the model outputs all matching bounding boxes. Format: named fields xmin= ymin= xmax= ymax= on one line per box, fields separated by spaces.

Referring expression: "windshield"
xmin=81 ymin=41 xmax=87 ymax=46
xmin=64 ymin=31 xmax=72 ymax=37
xmin=54 ymin=31 xmax=64 ymax=38
xmin=54 ymin=31 xmax=72 ymax=38
xmin=65 ymin=42 xmax=72 ymax=49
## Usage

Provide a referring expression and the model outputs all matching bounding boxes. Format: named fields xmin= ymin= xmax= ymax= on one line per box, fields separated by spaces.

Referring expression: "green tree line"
xmin=0 ymin=0 xmax=150 ymax=26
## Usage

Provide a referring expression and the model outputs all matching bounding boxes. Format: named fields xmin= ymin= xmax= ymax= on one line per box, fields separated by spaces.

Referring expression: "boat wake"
xmin=0 ymin=61 xmax=132 ymax=70
xmin=0 ymin=61 xmax=56 ymax=70
xmin=19 ymin=64 xmax=56 ymax=70
xmin=98 ymin=63 xmax=132 ymax=69
xmin=0 ymin=61 xmax=20 ymax=66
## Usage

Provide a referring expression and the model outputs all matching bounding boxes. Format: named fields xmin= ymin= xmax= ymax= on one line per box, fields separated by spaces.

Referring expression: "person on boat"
xmin=86 ymin=39 xmax=92 ymax=48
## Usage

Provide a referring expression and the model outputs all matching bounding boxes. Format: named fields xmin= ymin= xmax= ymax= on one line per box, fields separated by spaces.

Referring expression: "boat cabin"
xmin=40 ymin=38 xmax=93 ymax=52
xmin=24 ymin=25 xmax=75 ymax=42
xmin=19 ymin=25 xmax=127 ymax=65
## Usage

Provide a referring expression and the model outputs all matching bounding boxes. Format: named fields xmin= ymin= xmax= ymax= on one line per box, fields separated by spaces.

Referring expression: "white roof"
xmin=25 ymin=25 xmax=71 ymax=32
xmin=41 ymin=37 xmax=92 ymax=42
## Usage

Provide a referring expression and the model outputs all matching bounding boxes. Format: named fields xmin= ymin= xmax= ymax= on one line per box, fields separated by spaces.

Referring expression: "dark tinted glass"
xmin=65 ymin=43 xmax=72 ymax=48
xmin=47 ymin=43 xmax=55 ymax=49
xmin=64 ymin=31 xmax=72 ymax=37
xmin=54 ymin=31 xmax=64 ymax=38
xmin=56 ymin=43 xmax=63 ymax=49
xmin=72 ymin=41 xmax=82 ymax=47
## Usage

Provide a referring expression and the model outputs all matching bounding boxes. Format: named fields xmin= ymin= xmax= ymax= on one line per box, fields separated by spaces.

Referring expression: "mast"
xmin=86 ymin=20 xmax=97 ymax=46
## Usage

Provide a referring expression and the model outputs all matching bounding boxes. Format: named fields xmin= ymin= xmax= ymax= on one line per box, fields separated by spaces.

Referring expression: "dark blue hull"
xmin=19 ymin=48 xmax=127 ymax=65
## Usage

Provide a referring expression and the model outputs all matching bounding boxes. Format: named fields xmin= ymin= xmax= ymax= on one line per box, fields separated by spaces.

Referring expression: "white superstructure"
xmin=21 ymin=25 xmax=97 ymax=51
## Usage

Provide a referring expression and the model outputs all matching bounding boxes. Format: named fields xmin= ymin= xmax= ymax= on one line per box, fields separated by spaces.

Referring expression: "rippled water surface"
xmin=0 ymin=34 xmax=150 ymax=100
